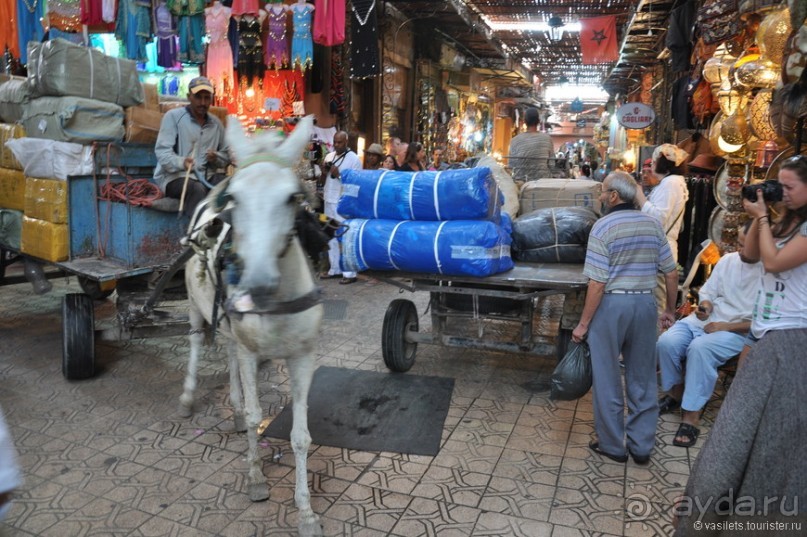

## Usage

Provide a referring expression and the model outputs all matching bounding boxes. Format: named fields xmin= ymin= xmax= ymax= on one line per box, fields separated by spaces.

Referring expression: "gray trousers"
xmin=589 ymin=293 xmax=659 ymax=457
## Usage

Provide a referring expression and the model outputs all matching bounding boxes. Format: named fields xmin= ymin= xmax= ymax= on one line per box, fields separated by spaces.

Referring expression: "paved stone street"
xmin=0 ymin=270 xmax=729 ymax=536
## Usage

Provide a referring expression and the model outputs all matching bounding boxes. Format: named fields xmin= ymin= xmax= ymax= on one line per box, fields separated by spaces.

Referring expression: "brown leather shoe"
xmin=339 ymin=277 xmax=358 ymax=285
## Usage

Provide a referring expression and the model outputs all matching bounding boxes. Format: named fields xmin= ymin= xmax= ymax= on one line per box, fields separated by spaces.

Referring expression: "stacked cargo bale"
xmin=23 ymin=38 xmax=142 ymax=144
xmin=124 ymin=83 xmax=162 ymax=144
xmin=20 ymin=177 xmax=69 ymax=262
xmin=0 ymin=106 xmax=28 ymax=250
xmin=336 ymin=168 xmax=514 ymax=277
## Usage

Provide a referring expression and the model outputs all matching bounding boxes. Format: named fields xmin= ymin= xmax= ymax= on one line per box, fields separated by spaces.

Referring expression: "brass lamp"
xmin=757 ymin=8 xmax=792 ymax=65
xmin=749 ymin=89 xmax=779 ymax=140
xmin=755 ymin=140 xmax=780 ymax=167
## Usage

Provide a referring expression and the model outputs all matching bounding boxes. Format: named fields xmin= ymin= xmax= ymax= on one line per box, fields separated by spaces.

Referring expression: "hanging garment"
xmin=0 ymin=0 xmax=20 ymax=59
xmin=231 ymin=0 xmax=259 ymax=17
xmin=264 ymin=5 xmax=289 ymax=69
xmin=290 ymin=3 xmax=314 ymax=70
xmin=237 ymin=14 xmax=265 ymax=86
xmin=312 ymin=0 xmax=344 ymax=47
xmin=349 ymin=0 xmax=379 ymax=79
xmin=166 ymin=0 xmax=205 ymax=16
xmin=49 ymin=0 xmax=83 ymax=32
xmin=206 ymin=4 xmax=235 ymax=94
xmin=177 ymin=14 xmax=205 ymax=63
xmin=330 ymin=48 xmax=345 ymax=116
xmin=155 ymin=2 xmax=179 ymax=69
xmin=16 ymin=0 xmax=46 ymax=64
xmin=115 ymin=0 xmax=151 ymax=61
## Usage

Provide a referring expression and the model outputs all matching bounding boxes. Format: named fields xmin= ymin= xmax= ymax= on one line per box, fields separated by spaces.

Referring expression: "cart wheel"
xmin=78 ymin=276 xmax=116 ymax=300
xmin=382 ymin=299 xmax=418 ymax=372
xmin=556 ymin=328 xmax=572 ymax=363
xmin=62 ymin=293 xmax=95 ymax=380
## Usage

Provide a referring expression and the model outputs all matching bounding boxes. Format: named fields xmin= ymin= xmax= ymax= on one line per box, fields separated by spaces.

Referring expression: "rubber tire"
xmin=382 ymin=299 xmax=418 ymax=372
xmin=556 ymin=328 xmax=572 ymax=363
xmin=62 ymin=293 xmax=95 ymax=380
xmin=78 ymin=277 xmax=116 ymax=301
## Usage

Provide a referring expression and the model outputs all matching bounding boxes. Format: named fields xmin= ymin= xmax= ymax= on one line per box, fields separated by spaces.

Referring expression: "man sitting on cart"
xmin=154 ymin=76 xmax=231 ymax=218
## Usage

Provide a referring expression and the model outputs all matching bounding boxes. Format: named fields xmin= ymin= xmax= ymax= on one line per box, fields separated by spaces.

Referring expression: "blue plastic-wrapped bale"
xmin=337 ymin=167 xmax=500 ymax=221
xmin=339 ymin=218 xmax=514 ymax=277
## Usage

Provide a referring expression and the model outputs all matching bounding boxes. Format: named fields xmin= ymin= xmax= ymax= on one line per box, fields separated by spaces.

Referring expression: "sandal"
xmin=658 ymin=395 xmax=681 ymax=415
xmin=339 ymin=277 xmax=358 ymax=285
xmin=319 ymin=272 xmax=340 ymax=279
xmin=589 ymin=440 xmax=628 ymax=463
xmin=672 ymin=423 xmax=700 ymax=448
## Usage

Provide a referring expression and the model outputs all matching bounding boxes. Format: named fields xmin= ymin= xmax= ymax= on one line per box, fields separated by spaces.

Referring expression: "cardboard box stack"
xmin=0 ymin=123 xmax=27 ymax=251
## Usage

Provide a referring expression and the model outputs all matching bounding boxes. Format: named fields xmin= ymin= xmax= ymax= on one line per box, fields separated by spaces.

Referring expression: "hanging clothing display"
xmin=49 ymin=0 xmax=83 ymax=32
xmin=206 ymin=2 xmax=235 ymax=94
xmin=16 ymin=0 xmax=46 ymax=64
xmin=231 ymin=0 xmax=260 ymax=17
xmin=0 ymin=0 xmax=20 ymax=60
xmin=349 ymin=0 xmax=379 ymax=79
xmin=167 ymin=0 xmax=205 ymax=63
xmin=115 ymin=0 xmax=151 ymax=61
xmin=312 ymin=0 xmax=344 ymax=47
xmin=330 ymin=48 xmax=345 ymax=116
xmin=155 ymin=2 xmax=179 ymax=69
xmin=264 ymin=3 xmax=289 ymax=69
xmin=290 ymin=2 xmax=314 ymax=70
xmin=80 ymin=0 xmax=115 ymax=26
xmin=263 ymin=70 xmax=305 ymax=119
xmin=237 ymin=14 xmax=265 ymax=86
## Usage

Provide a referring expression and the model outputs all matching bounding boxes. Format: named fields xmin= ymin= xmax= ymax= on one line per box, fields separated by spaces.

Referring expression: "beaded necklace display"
xmin=352 ymin=0 xmax=375 ymax=27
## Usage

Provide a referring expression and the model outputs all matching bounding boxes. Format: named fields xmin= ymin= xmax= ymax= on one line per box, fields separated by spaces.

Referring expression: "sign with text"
xmin=616 ymin=103 xmax=655 ymax=129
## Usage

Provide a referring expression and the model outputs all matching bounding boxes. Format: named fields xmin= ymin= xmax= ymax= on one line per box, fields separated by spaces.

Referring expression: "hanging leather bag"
xmin=697 ymin=0 xmax=742 ymax=45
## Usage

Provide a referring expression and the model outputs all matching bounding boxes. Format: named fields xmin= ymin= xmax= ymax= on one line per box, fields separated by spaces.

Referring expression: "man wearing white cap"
xmin=155 ymin=76 xmax=231 ymax=217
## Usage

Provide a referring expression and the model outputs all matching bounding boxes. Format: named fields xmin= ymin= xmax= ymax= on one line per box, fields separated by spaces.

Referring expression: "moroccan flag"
xmin=579 ymin=16 xmax=619 ymax=65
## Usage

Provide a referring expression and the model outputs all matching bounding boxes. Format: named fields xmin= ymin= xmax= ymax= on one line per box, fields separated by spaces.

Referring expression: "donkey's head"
xmin=225 ymin=115 xmax=313 ymax=307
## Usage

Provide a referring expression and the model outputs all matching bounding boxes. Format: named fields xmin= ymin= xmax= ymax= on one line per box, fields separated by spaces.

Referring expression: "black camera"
xmin=742 ymin=180 xmax=783 ymax=203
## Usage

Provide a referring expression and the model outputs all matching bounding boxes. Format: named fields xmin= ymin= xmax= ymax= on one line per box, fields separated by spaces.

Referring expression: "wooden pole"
xmin=178 ymin=141 xmax=197 ymax=215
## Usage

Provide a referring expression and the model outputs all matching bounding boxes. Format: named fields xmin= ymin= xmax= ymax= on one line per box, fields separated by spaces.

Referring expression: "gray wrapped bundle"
xmin=22 ymin=96 xmax=125 ymax=144
xmin=0 ymin=78 xmax=32 ymax=123
xmin=27 ymin=39 xmax=144 ymax=107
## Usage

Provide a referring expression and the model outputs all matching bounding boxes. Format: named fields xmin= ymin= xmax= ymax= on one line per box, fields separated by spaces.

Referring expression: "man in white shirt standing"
xmin=657 ymin=223 xmax=761 ymax=448
xmin=320 ymin=131 xmax=362 ymax=284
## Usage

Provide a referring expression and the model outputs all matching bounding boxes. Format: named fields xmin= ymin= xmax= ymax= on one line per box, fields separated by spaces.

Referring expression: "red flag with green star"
xmin=579 ymin=15 xmax=618 ymax=64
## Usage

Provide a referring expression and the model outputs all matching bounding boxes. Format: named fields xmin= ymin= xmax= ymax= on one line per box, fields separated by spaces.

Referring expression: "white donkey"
xmin=179 ymin=115 xmax=323 ymax=536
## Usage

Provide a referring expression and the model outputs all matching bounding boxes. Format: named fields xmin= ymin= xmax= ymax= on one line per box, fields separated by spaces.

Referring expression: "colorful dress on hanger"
xmin=0 ymin=0 xmax=20 ymax=59
xmin=349 ymin=0 xmax=379 ymax=79
xmin=155 ymin=2 xmax=179 ymax=69
xmin=230 ymin=0 xmax=259 ymax=17
xmin=80 ymin=0 xmax=115 ymax=25
xmin=115 ymin=0 xmax=152 ymax=61
xmin=264 ymin=5 xmax=289 ymax=69
xmin=312 ymin=0 xmax=344 ymax=47
xmin=290 ymin=3 xmax=314 ymax=71
xmin=167 ymin=0 xmax=205 ymax=63
xmin=16 ymin=0 xmax=46 ymax=64
xmin=237 ymin=14 xmax=265 ymax=85
xmin=206 ymin=4 xmax=234 ymax=94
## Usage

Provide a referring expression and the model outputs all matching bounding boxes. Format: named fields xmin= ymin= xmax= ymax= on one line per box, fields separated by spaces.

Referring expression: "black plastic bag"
xmin=511 ymin=207 xmax=598 ymax=263
xmin=550 ymin=341 xmax=592 ymax=401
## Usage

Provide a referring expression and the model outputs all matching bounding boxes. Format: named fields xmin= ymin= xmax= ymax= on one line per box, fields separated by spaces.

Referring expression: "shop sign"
xmin=616 ymin=103 xmax=655 ymax=129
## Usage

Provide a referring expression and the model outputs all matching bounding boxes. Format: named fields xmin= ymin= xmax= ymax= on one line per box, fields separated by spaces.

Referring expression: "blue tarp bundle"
xmin=337 ymin=167 xmax=500 ymax=221
xmin=340 ymin=218 xmax=514 ymax=277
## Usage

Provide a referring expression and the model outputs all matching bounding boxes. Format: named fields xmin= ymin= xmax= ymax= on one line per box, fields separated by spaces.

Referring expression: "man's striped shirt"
xmin=583 ymin=209 xmax=676 ymax=291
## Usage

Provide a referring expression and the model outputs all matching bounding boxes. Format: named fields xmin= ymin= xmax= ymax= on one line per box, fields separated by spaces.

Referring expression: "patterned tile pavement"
xmin=0 ymin=271 xmax=732 ymax=536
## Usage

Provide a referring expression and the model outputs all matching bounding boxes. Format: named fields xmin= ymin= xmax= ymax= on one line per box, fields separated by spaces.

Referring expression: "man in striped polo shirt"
xmin=572 ymin=171 xmax=678 ymax=464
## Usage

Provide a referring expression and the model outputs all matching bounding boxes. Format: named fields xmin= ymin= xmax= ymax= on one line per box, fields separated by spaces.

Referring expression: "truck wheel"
xmin=78 ymin=277 xmax=116 ymax=300
xmin=382 ymin=299 xmax=418 ymax=372
xmin=62 ymin=293 xmax=95 ymax=380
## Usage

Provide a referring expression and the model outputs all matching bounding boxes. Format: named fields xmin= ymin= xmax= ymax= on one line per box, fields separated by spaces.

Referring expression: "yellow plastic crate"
xmin=24 ymin=177 xmax=68 ymax=224
xmin=0 ymin=168 xmax=26 ymax=211
xmin=0 ymin=123 xmax=25 ymax=170
xmin=21 ymin=216 xmax=68 ymax=262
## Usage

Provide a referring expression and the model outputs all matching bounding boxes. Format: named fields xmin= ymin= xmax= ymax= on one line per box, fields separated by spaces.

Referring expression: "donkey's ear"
xmin=225 ymin=115 xmax=250 ymax=164
xmin=277 ymin=115 xmax=314 ymax=163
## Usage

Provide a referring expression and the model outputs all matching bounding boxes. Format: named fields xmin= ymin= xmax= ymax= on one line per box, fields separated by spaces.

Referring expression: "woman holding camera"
xmin=673 ymin=156 xmax=807 ymax=535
